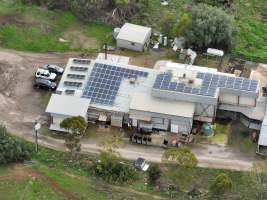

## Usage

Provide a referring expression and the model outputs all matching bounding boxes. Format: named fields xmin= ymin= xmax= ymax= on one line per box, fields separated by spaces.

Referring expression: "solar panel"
xmin=67 ymin=74 xmax=86 ymax=80
xmin=65 ymin=89 xmax=75 ymax=95
xmin=73 ymin=59 xmax=91 ymax=65
xmin=82 ymin=63 xmax=149 ymax=105
xmin=64 ymin=81 xmax=82 ymax=87
xmin=70 ymin=66 xmax=88 ymax=72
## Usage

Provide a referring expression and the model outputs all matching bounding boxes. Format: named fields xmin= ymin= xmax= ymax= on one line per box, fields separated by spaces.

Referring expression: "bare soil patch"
xmin=0 ymin=13 xmax=34 ymax=26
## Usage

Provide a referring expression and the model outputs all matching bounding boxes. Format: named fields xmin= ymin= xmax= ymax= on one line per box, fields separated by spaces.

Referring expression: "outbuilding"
xmin=116 ymin=23 xmax=152 ymax=52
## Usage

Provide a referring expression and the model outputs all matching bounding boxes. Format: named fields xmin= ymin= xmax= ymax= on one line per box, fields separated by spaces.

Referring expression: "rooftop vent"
xmin=129 ymin=77 xmax=137 ymax=84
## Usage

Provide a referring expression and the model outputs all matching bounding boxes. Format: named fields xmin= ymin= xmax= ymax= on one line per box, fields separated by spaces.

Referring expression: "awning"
xmin=129 ymin=114 xmax=151 ymax=122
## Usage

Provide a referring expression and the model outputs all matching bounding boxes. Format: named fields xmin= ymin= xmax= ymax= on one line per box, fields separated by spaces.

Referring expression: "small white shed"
xmin=45 ymin=94 xmax=90 ymax=132
xmin=116 ymin=23 xmax=152 ymax=52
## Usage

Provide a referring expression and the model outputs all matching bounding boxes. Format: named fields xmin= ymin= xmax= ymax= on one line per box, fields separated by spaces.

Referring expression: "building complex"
xmin=45 ymin=54 xmax=267 ymax=152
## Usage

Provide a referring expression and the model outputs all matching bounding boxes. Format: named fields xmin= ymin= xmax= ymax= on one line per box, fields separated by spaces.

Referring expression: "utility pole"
xmin=34 ymin=120 xmax=41 ymax=153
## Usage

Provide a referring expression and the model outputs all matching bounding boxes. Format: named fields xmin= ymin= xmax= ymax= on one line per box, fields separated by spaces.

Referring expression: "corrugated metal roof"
xmin=117 ymin=23 xmax=152 ymax=44
xmin=46 ymin=94 xmax=90 ymax=116
xmin=130 ymin=92 xmax=195 ymax=118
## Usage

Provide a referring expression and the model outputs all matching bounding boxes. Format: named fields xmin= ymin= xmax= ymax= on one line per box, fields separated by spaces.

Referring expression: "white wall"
xmin=117 ymin=39 xmax=144 ymax=52
xmin=50 ymin=113 xmax=87 ymax=132
xmin=219 ymin=93 xmax=238 ymax=105
xmin=239 ymin=96 xmax=256 ymax=107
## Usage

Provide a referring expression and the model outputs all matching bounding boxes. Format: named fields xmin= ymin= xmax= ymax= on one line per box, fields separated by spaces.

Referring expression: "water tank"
xmin=202 ymin=123 xmax=214 ymax=136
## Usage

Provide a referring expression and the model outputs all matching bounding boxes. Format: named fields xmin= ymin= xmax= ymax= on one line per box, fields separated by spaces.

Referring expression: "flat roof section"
xmin=46 ymin=94 xmax=90 ymax=116
xmin=117 ymin=23 xmax=152 ymax=44
xmin=130 ymin=92 xmax=195 ymax=119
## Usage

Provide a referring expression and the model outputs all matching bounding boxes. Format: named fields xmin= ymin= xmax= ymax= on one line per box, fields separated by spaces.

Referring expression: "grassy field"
xmin=0 ymin=0 xmax=266 ymax=62
xmin=134 ymin=0 xmax=267 ymax=62
xmin=0 ymin=1 xmax=112 ymax=52
xmin=0 ymin=142 xmax=265 ymax=200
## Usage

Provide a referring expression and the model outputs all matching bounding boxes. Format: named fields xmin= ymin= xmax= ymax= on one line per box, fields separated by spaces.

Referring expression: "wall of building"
xmin=194 ymin=103 xmax=216 ymax=122
xmin=129 ymin=109 xmax=193 ymax=134
xmin=219 ymin=92 xmax=256 ymax=107
xmin=117 ymin=39 xmax=144 ymax=52
xmin=49 ymin=114 xmax=68 ymax=132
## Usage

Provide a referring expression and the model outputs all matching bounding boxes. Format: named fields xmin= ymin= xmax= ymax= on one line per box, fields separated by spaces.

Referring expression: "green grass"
xmin=0 ymin=177 xmax=65 ymax=200
xmin=0 ymin=138 xmax=264 ymax=200
xmin=195 ymin=123 xmax=230 ymax=145
xmin=0 ymin=1 xmax=112 ymax=52
xmin=136 ymin=0 xmax=267 ymax=62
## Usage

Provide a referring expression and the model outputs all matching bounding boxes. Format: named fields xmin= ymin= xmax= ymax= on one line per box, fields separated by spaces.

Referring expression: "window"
xmin=131 ymin=42 xmax=135 ymax=46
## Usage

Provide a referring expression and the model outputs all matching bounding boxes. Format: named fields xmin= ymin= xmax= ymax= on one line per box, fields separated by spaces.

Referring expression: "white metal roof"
xmin=96 ymin=53 xmax=130 ymax=64
xmin=117 ymin=23 xmax=152 ymax=44
xmin=46 ymin=94 xmax=90 ymax=117
xmin=130 ymin=92 xmax=195 ymax=118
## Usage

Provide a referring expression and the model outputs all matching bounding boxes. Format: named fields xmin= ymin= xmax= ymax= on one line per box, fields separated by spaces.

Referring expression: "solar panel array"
xmin=82 ymin=63 xmax=149 ymax=105
xmin=153 ymin=72 xmax=258 ymax=97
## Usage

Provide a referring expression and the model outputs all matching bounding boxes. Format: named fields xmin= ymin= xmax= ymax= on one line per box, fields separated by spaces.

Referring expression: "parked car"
xmin=35 ymin=68 xmax=57 ymax=81
xmin=134 ymin=157 xmax=149 ymax=171
xmin=33 ymin=78 xmax=57 ymax=90
xmin=43 ymin=64 xmax=64 ymax=75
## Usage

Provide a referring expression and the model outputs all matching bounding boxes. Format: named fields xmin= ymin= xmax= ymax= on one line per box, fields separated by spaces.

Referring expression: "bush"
xmin=148 ymin=163 xmax=162 ymax=186
xmin=186 ymin=3 xmax=234 ymax=50
xmin=163 ymin=147 xmax=198 ymax=168
xmin=210 ymin=173 xmax=233 ymax=195
xmin=94 ymin=151 xmax=138 ymax=184
xmin=160 ymin=12 xmax=176 ymax=37
xmin=0 ymin=125 xmax=31 ymax=164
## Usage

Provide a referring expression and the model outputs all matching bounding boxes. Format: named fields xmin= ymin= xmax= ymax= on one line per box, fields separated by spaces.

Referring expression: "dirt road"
xmin=0 ymin=48 xmax=257 ymax=171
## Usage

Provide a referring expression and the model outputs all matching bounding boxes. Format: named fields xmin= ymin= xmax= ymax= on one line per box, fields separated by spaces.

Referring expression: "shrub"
xmin=0 ymin=125 xmax=31 ymax=164
xmin=210 ymin=173 xmax=233 ymax=195
xmin=94 ymin=151 xmax=138 ymax=184
xmin=160 ymin=12 xmax=176 ymax=37
xmin=186 ymin=3 xmax=234 ymax=50
xmin=148 ymin=163 xmax=162 ymax=186
xmin=163 ymin=147 xmax=198 ymax=168
xmin=174 ymin=13 xmax=192 ymax=37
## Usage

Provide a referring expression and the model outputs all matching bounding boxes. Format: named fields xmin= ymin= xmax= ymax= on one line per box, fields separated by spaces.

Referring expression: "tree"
xmin=94 ymin=151 xmax=138 ymax=183
xmin=148 ymin=163 xmax=162 ymax=186
xmin=0 ymin=125 xmax=31 ymax=164
xmin=160 ymin=12 xmax=176 ymax=37
xmin=175 ymin=13 xmax=192 ymax=37
xmin=162 ymin=147 xmax=198 ymax=168
xmin=60 ymin=116 xmax=87 ymax=153
xmin=186 ymin=3 xmax=234 ymax=50
xmin=210 ymin=173 xmax=233 ymax=195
